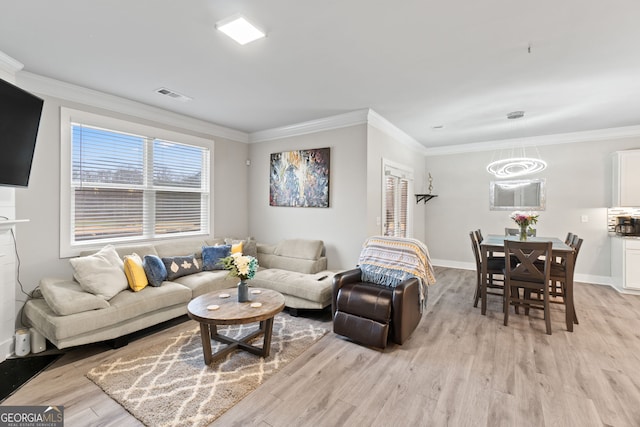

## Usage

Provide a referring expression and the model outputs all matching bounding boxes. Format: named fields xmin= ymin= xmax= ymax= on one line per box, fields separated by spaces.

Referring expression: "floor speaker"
xmin=30 ymin=328 xmax=46 ymax=354
xmin=14 ymin=329 xmax=30 ymax=357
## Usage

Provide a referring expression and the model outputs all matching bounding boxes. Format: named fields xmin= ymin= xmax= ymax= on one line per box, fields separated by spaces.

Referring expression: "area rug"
xmin=86 ymin=314 xmax=328 ymax=427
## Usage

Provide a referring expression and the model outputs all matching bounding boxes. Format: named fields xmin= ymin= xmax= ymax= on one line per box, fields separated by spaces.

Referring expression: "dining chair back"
xmin=565 ymin=232 xmax=574 ymax=245
xmin=470 ymin=230 xmax=506 ymax=308
xmin=548 ymin=236 xmax=583 ymax=324
xmin=504 ymin=240 xmax=553 ymax=334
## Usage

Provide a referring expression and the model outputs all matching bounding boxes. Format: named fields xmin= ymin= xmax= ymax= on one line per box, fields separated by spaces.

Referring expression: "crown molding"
xmin=366 ymin=110 xmax=428 ymax=154
xmin=15 ymin=71 xmax=249 ymax=143
xmin=249 ymin=109 xmax=370 ymax=143
xmin=249 ymin=108 xmax=428 ymax=154
xmin=0 ymin=50 xmax=24 ymax=77
xmin=424 ymin=125 xmax=640 ymax=156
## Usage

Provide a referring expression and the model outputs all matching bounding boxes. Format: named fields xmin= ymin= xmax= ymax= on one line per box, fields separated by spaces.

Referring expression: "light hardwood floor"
xmin=5 ymin=267 xmax=640 ymax=426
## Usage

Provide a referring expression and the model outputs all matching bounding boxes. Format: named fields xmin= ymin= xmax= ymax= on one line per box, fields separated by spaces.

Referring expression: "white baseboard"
xmin=431 ymin=259 xmax=475 ymax=271
xmin=432 ymin=259 xmax=621 ymax=291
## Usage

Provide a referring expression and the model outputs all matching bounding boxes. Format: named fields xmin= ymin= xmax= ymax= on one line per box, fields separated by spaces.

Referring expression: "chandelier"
xmin=486 ymin=111 xmax=547 ymax=179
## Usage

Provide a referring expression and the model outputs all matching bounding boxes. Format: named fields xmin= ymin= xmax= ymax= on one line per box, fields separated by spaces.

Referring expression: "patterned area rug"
xmin=86 ymin=314 xmax=328 ymax=426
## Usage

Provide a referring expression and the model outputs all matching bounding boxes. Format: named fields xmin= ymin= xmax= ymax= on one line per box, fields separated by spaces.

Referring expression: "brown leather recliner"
xmin=332 ymin=268 xmax=423 ymax=349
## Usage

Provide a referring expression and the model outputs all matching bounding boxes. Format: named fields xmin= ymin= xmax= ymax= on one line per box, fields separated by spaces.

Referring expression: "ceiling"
xmin=2 ymin=0 xmax=640 ymax=149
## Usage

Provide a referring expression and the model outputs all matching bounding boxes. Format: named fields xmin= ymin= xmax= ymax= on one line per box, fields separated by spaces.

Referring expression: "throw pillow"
xmin=202 ymin=244 xmax=231 ymax=271
xmin=225 ymin=237 xmax=257 ymax=258
xmin=39 ymin=277 xmax=110 ymax=316
xmin=124 ymin=253 xmax=148 ymax=292
xmin=162 ymin=255 xmax=201 ymax=281
xmin=231 ymin=242 xmax=243 ymax=254
xmin=143 ymin=255 xmax=167 ymax=287
xmin=69 ymin=245 xmax=128 ymax=300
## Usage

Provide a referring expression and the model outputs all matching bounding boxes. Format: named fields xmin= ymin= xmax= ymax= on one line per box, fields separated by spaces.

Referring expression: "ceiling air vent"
xmin=155 ymin=87 xmax=192 ymax=102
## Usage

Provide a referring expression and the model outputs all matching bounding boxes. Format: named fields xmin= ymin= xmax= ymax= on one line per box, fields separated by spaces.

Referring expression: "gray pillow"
xmin=224 ymin=237 xmax=258 ymax=258
xmin=162 ymin=255 xmax=201 ymax=280
xmin=39 ymin=278 xmax=110 ymax=315
xmin=69 ymin=245 xmax=128 ymax=300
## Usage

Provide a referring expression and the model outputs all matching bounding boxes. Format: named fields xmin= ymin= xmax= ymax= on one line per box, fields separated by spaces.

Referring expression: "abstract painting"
xmin=270 ymin=147 xmax=330 ymax=207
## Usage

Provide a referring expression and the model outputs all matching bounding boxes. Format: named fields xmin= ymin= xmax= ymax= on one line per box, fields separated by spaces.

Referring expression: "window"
xmin=382 ymin=159 xmax=413 ymax=237
xmin=60 ymin=108 xmax=211 ymax=256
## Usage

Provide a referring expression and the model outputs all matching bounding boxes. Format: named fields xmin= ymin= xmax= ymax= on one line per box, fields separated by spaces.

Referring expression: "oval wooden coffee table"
xmin=187 ymin=287 xmax=285 ymax=365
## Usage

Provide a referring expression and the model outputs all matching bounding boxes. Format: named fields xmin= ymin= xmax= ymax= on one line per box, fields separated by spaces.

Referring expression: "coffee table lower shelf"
xmin=199 ymin=318 xmax=275 ymax=364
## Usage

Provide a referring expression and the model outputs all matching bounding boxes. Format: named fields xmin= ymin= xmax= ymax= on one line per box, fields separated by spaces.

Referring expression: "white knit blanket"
xmin=358 ymin=236 xmax=436 ymax=310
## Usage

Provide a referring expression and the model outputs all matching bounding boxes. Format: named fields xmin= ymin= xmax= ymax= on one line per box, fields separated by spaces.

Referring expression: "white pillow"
xmin=69 ymin=245 xmax=128 ymax=300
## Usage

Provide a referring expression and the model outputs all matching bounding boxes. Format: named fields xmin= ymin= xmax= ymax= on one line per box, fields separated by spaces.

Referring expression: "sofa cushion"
xmin=252 ymin=269 xmax=335 ymax=303
xmin=172 ymin=270 xmax=237 ymax=297
xmin=162 ymin=255 xmax=201 ymax=280
xmin=154 ymin=239 xmax=207 ymax=258
xmin=274 ymin=239 xmax=323 ymax=260
xmin=39 ymin=278 xmax=110 ymax=316
xmin=123 ymin=253 xmax=148 ymax=292
xmin=202 ymin=245 xmax=231 ymax=271
xmin=69 ymin=245 xmax=128 ymax=300
xmin=28 ymin=282 xmax=191 ymax=342
xmin=143 ymin=255 xmax=167 ymax=287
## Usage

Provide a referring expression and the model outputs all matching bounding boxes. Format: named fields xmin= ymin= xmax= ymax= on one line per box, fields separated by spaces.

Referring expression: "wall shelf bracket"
xmin=415 ymin=194 xmax=438 ymax=204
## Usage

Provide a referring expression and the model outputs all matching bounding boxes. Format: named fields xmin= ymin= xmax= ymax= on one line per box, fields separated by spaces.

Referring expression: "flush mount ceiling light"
xmin=216 ymin=15 xmax=265 ymax=45
xmin=486 ymin=111 xmax=547 ymax=179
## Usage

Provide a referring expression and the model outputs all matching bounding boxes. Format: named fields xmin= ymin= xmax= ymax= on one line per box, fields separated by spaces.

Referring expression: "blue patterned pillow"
xmin=162 ymin=255 xmax=201 ymax=280
xmin=143 ymin=255 xmax=167 ymax=287
xmin=202 ymin=245 xmax=231 ymax=271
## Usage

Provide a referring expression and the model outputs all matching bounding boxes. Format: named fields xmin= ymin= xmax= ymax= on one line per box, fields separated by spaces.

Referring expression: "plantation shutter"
xmin=71 ymin=123 xmax=209 ymax=243
xmin=383 ymin=162 xmax=413 ymax=238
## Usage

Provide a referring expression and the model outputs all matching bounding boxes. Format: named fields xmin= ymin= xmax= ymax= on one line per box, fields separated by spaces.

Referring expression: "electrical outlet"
xmin=581 ymin=215 xmax=589 ymax=223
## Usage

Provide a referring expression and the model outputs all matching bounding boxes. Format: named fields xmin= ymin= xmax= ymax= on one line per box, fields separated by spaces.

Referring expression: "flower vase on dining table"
xmin=519 ymin=224 xmax=528 ymax=241
xmin=237 ymin=280 xmax=250 ymax=302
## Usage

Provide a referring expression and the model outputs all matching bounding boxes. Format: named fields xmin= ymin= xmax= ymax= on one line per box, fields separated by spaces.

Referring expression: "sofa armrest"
xmin=331 ymin=268 xmax=362 ymax=317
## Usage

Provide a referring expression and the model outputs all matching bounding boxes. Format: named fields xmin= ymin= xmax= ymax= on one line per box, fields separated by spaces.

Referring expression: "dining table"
xmin=480 ymin=234 xmax=577 ymax=332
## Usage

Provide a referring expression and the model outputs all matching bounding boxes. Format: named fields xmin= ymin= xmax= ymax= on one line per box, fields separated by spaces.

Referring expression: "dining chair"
xmin=470 ymin=231 xmax=507 ymax=308
xmin=565 ymin=232 xmax=574 ymax=245
xmin=505 ymin=227 xmax=537 ymax=237
xmin=546 ymin=236 xmax=583 ymax=325
xmin=504 ymin=240 xmax=553 ymax=334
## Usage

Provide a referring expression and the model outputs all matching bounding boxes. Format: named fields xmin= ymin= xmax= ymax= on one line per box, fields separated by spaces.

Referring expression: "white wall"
xmin=366 ymin=124 xmax=428 ymax=244
xmin=12 ymin=82 xmax=249 ymax=331
xmin=425 ymin=135 xmax=640 ymax=284
xmin=248 ymin=125 xmax=368 ymax=270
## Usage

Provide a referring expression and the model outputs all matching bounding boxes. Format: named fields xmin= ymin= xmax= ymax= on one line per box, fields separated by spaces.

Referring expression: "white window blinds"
xmin=71 ymin=123 xmax=209 ymax=244
xmin=382 ymin=161 xmax=413 ymax=238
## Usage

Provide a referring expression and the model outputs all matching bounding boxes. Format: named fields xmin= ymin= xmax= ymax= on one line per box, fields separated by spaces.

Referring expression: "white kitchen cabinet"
xmin=611 ymin=236 xmax=640 ymax=292
xmin=612 ymin=149 xmax=640 ymax=207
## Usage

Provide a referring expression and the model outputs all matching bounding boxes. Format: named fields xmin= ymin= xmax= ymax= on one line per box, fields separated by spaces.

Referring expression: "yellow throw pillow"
xmin=124 ymin=253 xmax=148 ymax=292
xmin=231 ymin=242 xmax=243 ymax=254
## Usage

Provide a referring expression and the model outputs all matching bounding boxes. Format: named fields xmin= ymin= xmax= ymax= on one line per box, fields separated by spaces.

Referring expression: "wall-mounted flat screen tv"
xmin=0 ymin=77 xmax=44 ymax=187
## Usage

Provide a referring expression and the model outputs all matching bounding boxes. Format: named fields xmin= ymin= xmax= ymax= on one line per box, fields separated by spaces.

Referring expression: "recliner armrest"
xmin=391 ymin=277 xmax=422 ymax=344
xmin=331 ymin=268 xmax=362 ymax=317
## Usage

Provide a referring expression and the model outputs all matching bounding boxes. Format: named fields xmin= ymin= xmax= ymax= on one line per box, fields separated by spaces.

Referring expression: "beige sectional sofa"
xmin=24 ymin=237 xmax=336 ymax=350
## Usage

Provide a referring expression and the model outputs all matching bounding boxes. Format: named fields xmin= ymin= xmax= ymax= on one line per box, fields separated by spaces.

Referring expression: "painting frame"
xmin=269 ymin=147 xmax=330 ymax=208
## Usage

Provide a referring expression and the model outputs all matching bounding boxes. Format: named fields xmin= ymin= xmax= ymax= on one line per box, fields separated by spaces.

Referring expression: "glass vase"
xmin=237 ymin=280 xmax=250 ymax=302
xmin=519 ymin=224 xmax=528 ymax=241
